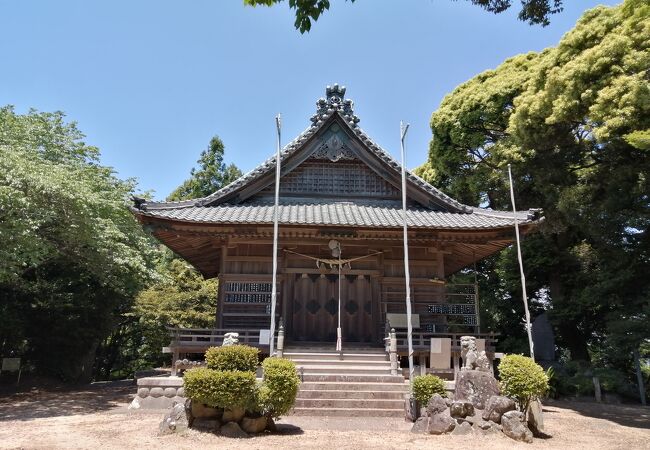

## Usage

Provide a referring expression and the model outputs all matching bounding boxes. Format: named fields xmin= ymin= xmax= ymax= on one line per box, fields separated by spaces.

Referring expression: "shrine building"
xmin=131 ymin=85 xmax=539 ymax=372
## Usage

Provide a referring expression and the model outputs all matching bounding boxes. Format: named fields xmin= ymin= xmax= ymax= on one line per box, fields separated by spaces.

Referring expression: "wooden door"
xmin=291 ymin=273 xmax=376 ymax=343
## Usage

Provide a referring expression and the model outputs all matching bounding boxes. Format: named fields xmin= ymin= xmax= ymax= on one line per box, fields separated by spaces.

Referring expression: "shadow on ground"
xmin=546 ymin=399 xmax=650 ymax=429
xmin=0 ymin=380 xmax=134 ymax=421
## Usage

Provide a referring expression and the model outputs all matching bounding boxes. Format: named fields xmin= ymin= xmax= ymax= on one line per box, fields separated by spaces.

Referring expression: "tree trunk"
xmin=548 ymin=270 xmax=591 ymax=362
xmin=634 ymin=349 xmax=647 ymax=406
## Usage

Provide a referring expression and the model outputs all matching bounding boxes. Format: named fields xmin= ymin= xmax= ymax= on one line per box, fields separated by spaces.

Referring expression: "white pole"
xmin=507 ymin=164 xmax=535 ymax=361
xmin=269 ymin=114 xmax=281 ymax=356
xmin=336 ymin=248 xmax=342 ymax=353
xmin=400 ymin=121 xmax=414 ymax=382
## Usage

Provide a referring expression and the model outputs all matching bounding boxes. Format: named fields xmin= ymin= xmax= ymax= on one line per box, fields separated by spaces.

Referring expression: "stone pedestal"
xmin=453 ymin=370 xmax=499 ymax=410
xmin=129 ymin=376 xmax=185 ymax=410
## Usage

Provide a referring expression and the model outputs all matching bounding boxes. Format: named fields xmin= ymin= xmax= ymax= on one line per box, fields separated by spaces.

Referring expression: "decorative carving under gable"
xmin=258 ymin=161 xmax=401 ymax=198
xmin=312 ymin=134 xmax=356 ymax=162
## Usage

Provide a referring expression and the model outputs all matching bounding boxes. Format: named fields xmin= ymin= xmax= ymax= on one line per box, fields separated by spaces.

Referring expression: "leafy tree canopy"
xmin=0 ymin=106 xmax=158 ymax=380
xmin=244 ymin=0 xmax=564 ymax=33
xmin=425 ymin=0 xmax=649 ymax=366
xmin=167 ymin=135 xmax=242 ymax=201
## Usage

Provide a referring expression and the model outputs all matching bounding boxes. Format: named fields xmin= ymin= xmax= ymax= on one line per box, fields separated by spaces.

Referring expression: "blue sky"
xmin=1 ymin=0 xmax=619 ymax=200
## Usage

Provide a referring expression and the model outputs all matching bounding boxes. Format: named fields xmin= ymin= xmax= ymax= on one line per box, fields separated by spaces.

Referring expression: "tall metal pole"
xmin=336 ymin=247 xmax=342 ymax=353
xmin=400 ymin=121 xmax=414 ymax=382
xmin=269 ymin=114 xmax=281 ymax=356
xmin=508 ymin=164 xmax=535 ymax=361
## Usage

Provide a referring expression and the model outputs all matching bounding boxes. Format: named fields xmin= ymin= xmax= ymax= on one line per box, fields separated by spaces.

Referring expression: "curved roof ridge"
xmin=135 ymin=85 xmax=538 ymax=219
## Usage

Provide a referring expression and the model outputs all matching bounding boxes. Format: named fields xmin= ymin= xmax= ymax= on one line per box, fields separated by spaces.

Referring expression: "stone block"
xmin=501 ymin=411 xmax=533 ymax=443
xmin=427 ymin=412 xmax=455 ymax=435
xmin=220 ymin=421 xmax=248 ymax=439
xmin=450 ymin=400 xmax=474 ymax=418
xmin=241 ymin=416 xmax=268 ymax=434
xmin=222 ymin=406 xmax=245 ymax=423
xmin=451 ymin=421 xmax=473 ymax=435
xmin=482 ymin=395 xmax=516 ymax=424
xmin=149 ymin=387 xmax=164 ymax=398
xmin=527 ymin=399 xmax=545 ymax=435
xmin=454 ymin=371 xmax=499 ymax=410
xmin=411 ymin=416 xmax=429 ymax=434
xmin=159 ymin=403 xmax=188 ymax=435
xmin=191 ymin=402 xmax=221 ymax=419
xmin=425 ymin=394 xmax=448 ymax=416
xmin=137 ymin=388 xmax=149 ymax=398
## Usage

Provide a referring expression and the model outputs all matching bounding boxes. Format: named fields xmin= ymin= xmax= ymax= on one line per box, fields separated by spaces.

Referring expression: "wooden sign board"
xmin=258 ymin=329 xmax=271 ymax=345
xmin=386 ymin=313 xmax=420 ymax=329
xmin=2 ymin=358 xmax=20 ymax=372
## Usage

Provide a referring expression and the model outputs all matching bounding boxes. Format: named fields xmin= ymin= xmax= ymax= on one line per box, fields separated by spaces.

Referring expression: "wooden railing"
xmin=393 ymin=331 xmax=498 ymax=353
xmin=168 ymin=327 xmax=267 ymax=350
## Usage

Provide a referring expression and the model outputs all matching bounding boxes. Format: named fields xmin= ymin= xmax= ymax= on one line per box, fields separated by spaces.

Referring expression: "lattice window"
xmin=223 ymin=282 xmax=273 ymax=303
xmin=262 ymin=161 xmax=400 ymax=198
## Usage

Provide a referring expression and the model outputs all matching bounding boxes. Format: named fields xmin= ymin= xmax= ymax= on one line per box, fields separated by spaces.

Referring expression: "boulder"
xmin=220 ymin=421 xmax=249 ymax=439
xmin=192 ymin=418 xmax=220 ymax=432
xmin=501 ymin=411 xmax=533 ymax=443
xmin=425 ymin=394 xmax=448 ymax=416
xmin=222 ymin=406 xmax=245 ymax=423
xmin=159 ymin=403 xmax=188 ymax=435
xmin=454 ymin=371 xmax=499 ymax=410
xmin=474 ymin=420 xmax=501 ymax=435
xmin=411 ymin=416 xmax=429 ymax=434
xmin=191 ymin=402 xmax=221 ymax=419
xmin=482 ymin=395 xmax=516 ymax=424
xmin=527 ymin=399 xmax=545 ymax=435
xmin=404 ymin=395 xmax=418 ymax=422
xmin=427 ymin=412 xmax=456 ymax=435
xmin=451 ymin=421 xmax=473 ymax=435
xmin=449 ymin=400 xmax=474 ymax=418
xmin=241 ymin=416 xmax=268 ymax=434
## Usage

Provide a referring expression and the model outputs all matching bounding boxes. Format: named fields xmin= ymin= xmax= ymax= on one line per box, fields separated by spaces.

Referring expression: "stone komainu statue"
xmin=460 ymin=336 xmax=491 ymax=372
xmin=222 ymin=332 xmax=239 ymax=346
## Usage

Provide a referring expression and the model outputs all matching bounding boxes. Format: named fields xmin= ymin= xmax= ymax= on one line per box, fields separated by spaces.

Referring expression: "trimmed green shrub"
xmin=499 ymin=354 xmax=549 ymax=412
xmin=205 ymin=344 xmax=260 ymax=372
xmin=256 ymin=357 xmax=300 ymax=419
xmin=412 ymin=374 xmax=447 ymax=405
xmin=183 ymin=367 xmax=257 ymax=408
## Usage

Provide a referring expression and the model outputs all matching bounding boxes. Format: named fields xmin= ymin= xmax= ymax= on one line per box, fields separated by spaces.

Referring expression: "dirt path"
xmin=0 ymin=383 xmax=648 ymax=449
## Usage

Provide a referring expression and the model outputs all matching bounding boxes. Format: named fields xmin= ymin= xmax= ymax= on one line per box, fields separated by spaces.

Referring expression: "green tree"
xmin=167 ymin=135 xmax=242 ymax=201
xmin=426 ymin=0 xmax=650 ymax=366
xmin=93 ymin=253 xmax=220 ymax=379
xmin=244 ymin=0 xmax=564 ymax=33
xmin=0 ymin=106 xmax=158 ymax=381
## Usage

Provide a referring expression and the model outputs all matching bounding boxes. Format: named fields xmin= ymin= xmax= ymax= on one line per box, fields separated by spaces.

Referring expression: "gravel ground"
xmin=0 ymin=382 xmax=648 ymax=449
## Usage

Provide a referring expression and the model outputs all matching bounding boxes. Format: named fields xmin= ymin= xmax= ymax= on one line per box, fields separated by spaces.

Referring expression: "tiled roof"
xmin=136 ymin=85 xmax=541 ymax=230
xmin=137 ymin=200 xmax=536 ymax=230
xmin=145 ymin=85 xmax=470 ymax=213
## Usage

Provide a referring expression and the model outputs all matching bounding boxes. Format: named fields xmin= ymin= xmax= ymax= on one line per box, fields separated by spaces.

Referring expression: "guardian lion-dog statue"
xmin=460 ymin=336 xmax=491 ymax=372
xmin=222 ymin=332 xmax=240 ymax=346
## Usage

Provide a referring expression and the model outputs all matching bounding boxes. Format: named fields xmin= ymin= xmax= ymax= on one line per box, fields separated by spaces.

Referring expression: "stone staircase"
xmin=284 ymin=347 xmax=408 ymax=417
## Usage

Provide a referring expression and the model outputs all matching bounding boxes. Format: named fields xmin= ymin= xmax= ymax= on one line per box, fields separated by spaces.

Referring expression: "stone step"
xmin=297 ymin=389 xmax=405 ymax=400
xmin=300 ymin=374 xmax=405 ymax=383
xmin=299 ymin=381 xmax=409 ymax=392
xmin=284 ymin=352 xmax=387 ymax=362
xmin=295 ymin=398 xmax=404 ymax=409
xmin=295 ymin=365 xmax=392 ymax=375
xmin=288 ymin=358 xmax=390 ymax=366
xmin=290 ymin=407 xmax=404 ymax=417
